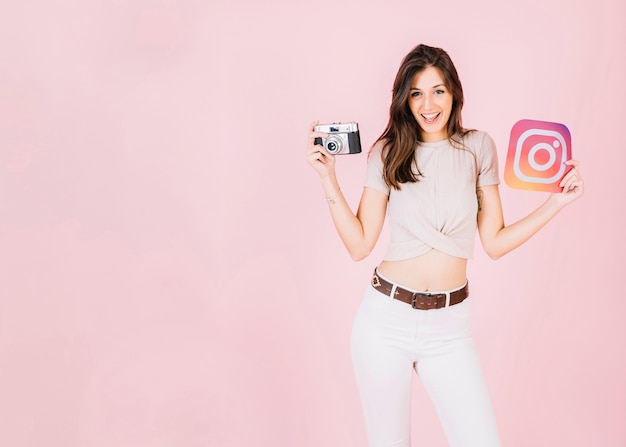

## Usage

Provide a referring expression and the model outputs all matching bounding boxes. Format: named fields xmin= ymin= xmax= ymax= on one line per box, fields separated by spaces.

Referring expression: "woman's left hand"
xmin=551 ymin=160 xmax=584 ymax=207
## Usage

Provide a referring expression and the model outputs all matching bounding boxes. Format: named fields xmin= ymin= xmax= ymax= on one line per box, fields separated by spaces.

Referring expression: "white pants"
xmin=351 ymin=281 xmax=501 ymax=447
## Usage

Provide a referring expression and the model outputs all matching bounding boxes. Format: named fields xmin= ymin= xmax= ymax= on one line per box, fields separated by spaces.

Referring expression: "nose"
xmin=423 ymin=93 xmax=433 ymax=110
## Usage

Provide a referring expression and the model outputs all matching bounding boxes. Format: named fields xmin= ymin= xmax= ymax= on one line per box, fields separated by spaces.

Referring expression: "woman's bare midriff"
xmin=377 ymin=249 xmax=467 ymax=292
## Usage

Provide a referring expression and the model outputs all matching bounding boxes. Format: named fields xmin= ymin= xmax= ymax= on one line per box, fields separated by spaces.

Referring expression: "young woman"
xmin=305 ymin=44 xmax=584 ymax=447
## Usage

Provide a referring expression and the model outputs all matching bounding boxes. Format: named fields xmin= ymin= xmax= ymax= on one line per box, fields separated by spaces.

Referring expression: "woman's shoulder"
xmin=370 ymin=137 xmax=388 ymax=152
xmin=461 ymin=128 xmax=490 ymax=143
xmin=460 ymin=129 xmax=496 ymax=153
xmin=368 ymin=138 xmax=389 ymax=160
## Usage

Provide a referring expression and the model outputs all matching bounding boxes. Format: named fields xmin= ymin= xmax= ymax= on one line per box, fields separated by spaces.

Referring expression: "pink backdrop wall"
xmin=1 ymin=0 xmax=625 ymax=446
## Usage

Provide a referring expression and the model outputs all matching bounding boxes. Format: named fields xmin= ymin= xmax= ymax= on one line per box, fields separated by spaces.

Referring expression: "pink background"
xmin=1 ymin=0 xmax=624 ymax=446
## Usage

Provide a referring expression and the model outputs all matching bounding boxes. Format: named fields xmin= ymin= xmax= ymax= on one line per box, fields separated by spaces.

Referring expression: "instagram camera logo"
xmin=505 ymin=119 xmax=572 ymax=192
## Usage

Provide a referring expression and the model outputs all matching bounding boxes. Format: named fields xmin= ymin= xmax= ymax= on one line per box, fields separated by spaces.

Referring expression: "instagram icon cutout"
xmin=505 ymin=119 xmax=572 ymax=192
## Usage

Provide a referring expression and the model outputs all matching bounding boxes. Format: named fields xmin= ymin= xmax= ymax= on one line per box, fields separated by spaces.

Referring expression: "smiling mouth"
xmin=421 ymin=113 xmax=440 ymax=124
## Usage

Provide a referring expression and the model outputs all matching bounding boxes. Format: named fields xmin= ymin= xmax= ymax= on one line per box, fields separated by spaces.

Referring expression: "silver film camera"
xmin=314 ymin=122 xmax=362 ymax=155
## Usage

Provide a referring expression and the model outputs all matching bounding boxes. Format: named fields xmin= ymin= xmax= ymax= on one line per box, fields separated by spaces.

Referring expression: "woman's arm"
xmin=477 ymin=160 xmax=584 ymax=260
xmin=305 ymin=122 xmax=388 ymax=261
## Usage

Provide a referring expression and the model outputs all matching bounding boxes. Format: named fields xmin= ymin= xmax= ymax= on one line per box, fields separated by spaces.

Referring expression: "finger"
xmin=559 ymin=168 xmax=582 ymax=187
xmin=561 ymin=179 xmax=575 ymax=192
xmin=559 ymin=172 xmax=573 ymax=188
xmin=563 ymin=183 xmax=583 ymax=196
xmin=307 ymin=121 xmax=322 ymax=149
xmin=565 ymin=159 xmax=581 ymax=173
xmin=308 ymin=121 xmax=330 ymax=139
xmin=306 ymin=151 xmax=326 ymax=166
xmin=570 ymin=179 xmax=584 ymax=190
xmin=306 ymin=148 xmax=325 ymax=161
xmin=561 ymin=176 xmax=583 ymax=193
xmin=558 ymin=160 xmax=582 ymax=186
xmin=309 ymin=130 xmax=328 ymax=140
xmin=307 ymin=148 xmax=333 ymax=163
xmin=560 ymin=175 xmax=578 ymax=190
xmin=305 ymin=144 xmax=330 ymax=158
xmin=308 ymin=131 xmax=329 ymax=141
xmin=307 ymin=135 xmax=328 ymax=153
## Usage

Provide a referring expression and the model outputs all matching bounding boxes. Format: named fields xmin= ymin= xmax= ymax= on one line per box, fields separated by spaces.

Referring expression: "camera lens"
xmin=326 ymin=137 xmax=342 ymax=154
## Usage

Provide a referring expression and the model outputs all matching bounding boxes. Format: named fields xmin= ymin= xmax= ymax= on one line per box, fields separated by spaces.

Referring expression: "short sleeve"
xmin=364 ymin=141 xmax=390 ymax=195
xmin=476 ymin=132 xmax=500 ymax=187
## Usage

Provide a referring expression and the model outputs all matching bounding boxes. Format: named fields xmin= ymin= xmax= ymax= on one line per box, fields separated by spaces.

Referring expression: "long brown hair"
xmin=375 ymin=44 xmax=472 ymax=190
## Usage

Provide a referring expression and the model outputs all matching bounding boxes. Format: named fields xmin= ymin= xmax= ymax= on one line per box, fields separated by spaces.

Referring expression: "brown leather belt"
xmin=371 ymin=269 xmax=469 ymax=310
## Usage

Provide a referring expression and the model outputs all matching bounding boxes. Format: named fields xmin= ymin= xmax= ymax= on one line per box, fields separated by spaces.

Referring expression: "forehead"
xmin=411 ymin=66 xmax=445 ymax=89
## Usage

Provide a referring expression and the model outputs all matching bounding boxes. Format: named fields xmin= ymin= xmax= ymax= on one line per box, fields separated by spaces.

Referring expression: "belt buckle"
xmin=411 ymin=292 xmax=431 ymax=309
xmin=411 ymin=292 xmax=444 ymax=309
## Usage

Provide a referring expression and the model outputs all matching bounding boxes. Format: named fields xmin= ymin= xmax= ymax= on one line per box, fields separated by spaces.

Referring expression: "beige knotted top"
xmin=365 ymin=130 xmax=500 ymax=260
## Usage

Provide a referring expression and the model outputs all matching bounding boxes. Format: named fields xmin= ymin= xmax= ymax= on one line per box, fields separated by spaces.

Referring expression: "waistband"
xmin=371 ymin=268 xmax=469 ymax=310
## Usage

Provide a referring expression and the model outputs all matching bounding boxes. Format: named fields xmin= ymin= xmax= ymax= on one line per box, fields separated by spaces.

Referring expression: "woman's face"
xmin=408 ymin=66 xmax=453 ymax=142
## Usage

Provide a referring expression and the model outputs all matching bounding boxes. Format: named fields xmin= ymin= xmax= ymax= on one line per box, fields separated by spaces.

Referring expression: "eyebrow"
xmin=410 ymin=84 xmax=446 ymax=91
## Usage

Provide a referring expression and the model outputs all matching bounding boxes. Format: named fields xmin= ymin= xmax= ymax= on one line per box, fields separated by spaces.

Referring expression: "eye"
xmin=410 ymin=91 xmax=422 ymax=98
xmin=434 ymin=89 xmax=446 ymax=95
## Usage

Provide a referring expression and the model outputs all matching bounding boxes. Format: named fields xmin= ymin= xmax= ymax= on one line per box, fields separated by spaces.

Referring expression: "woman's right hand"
xmin=305 ymin=120 xmax=336 ymax=178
